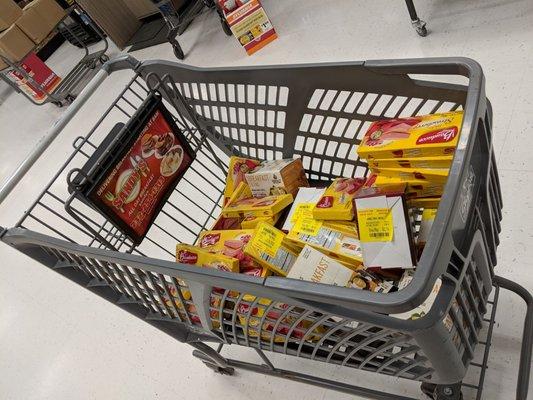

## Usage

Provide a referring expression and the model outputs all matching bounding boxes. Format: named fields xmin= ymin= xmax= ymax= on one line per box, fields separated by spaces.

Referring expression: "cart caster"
xmin=220 ymin=17 xmax=232 ymax=36
xmin=203 ymin=362 xmax=235 ymax=376
xmin=412 ymin=19 xmax=428 ymax=36
xmin=421 ymin=383 xmax=462 ymax=400
xmin=173 ymin=44 xmax=185 ymax=60
xmin=51 ymin=101 xmax=64 ymax=108
xmin=99 ymin=54 xmax=109 ymax=64
xmin=65 ymin=94 xmax=76 ymax=104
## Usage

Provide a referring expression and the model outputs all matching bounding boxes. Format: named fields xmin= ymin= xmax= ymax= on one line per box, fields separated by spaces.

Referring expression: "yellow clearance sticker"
xmin=357 ymin=208 xmax=394 ymax=242
xmin=290 ymin=203 xmax=315 ymax=222
xmin=250 ymin=222 xmax=284 ymax=257
xmin=422 ymin=208 xmax=438 ymax=221
xmin=293 ymin=215 xmax=323 ymax=236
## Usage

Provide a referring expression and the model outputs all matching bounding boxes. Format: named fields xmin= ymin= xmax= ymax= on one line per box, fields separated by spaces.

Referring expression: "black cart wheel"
xmin=203 ymin=362 xmax=235 ymax=376
xmin=173 ymin=44 xmax=185 ymax=60
xmin=421 ymin=383 xmax=463 ymax=400
xmin=416 ymin=25 xmax=428 ymax=37
xmin=220 ymin=17 xmax=232 ymax=36
xmin=65 ymin=94 xmax=76 ymax=104
xmin=51 ymin=100 xmax=64 ymax=108
xmin=99 ymin=54 xmax=109 ymax=63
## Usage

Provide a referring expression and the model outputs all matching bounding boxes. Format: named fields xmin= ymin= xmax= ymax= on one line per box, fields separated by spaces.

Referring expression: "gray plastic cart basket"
xmin=0 ymin=55 xmax=531 ymax=400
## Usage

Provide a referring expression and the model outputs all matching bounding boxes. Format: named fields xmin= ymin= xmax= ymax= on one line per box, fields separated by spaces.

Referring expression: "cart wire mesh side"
xmin=1 ymin=57 xmax=530 ymax=400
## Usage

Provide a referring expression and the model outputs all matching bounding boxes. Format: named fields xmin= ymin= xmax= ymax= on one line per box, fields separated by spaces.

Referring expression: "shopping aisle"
xmin=0 ymin=1 xmax=532 ymax=399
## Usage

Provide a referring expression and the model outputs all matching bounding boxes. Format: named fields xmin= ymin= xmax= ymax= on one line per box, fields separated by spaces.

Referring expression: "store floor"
xmin=0 ymin=1 xmax=532 ymax=399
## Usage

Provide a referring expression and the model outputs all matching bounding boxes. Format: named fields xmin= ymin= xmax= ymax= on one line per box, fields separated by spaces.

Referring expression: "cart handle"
xmin=0 ymin=55 xmax=140 ymax=206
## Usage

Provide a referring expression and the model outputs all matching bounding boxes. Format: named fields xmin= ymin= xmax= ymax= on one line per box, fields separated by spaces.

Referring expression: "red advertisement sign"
xmin=8 ymin=52 xmax=61 ymax=103
xmin=90 ymin=103 xmax=194 ymax=242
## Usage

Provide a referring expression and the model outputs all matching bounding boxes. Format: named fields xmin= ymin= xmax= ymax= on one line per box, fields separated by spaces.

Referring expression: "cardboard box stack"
xmin=0 ymin=0 xmax=66 ymax=70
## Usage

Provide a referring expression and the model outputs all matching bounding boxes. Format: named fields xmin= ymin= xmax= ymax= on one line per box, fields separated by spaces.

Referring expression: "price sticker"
xmin=293 ymin=215 xmax=323 ymax=236
xmin=250 ymin=222 xmax=284 ymax=257
xmin=357 ymin=208 xmax=394 ymax=242
xmin=290 ymin=203 xmax=315 ymax=222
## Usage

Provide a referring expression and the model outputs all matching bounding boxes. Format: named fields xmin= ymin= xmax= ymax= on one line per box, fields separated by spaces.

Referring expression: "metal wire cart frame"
xmin=0 ymin=5 xmax=108 ymax=107
xmin=0 ymin=56 xmax=531 ymax=400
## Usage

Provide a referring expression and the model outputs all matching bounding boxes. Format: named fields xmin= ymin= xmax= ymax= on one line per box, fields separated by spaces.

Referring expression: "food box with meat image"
xmin=357 ymin=111 xmax=463 ymax=159
xmin=370 ymin=166 xmax=449 ymax=184
xmin=223 ymin=156 xmax=261 ymax=205
xmin=312 ymin=178 xmax=366 ymax=221
xmin=176 ymin=244 xmax=239 ymax=272
xmin=197 ymin=229 xmax=259 ymax=270
xmin=222 ymin=182 xmax=293 ymax=218
xmin=67 ymin=93 xmax=195 ymax=244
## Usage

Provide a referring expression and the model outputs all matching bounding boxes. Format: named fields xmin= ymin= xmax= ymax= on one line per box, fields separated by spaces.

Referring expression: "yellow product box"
xmin=244 ymin=222 xmax=299 ymax=276
xmin=176 ymin=244 xmax=239 ymax=273
xmin=408 ymin=197 xmax=441 ymax=209
xmin=418 ymin=208 xmax=437 ymax=247
xmin=313 ymin=177 xmax=366 ymax=221
xmin=357 ymin=111 xmax=463 ymax=159
xmin=210 ymin=214 xmax=242 ymax=230
xmin=223 ymin=156 xmax=261 ymax=204
xmin=367 ymin=174 xmax=444 ymax=198
xmin=197 ymin=229 xmax=258 ymax=270
xmin=222 ymin=182 xmax=293 ymax=218
xmin=240 ymin=213 xmax=280 ymax=229
xmin=371 ymin=166 xmax=449 ymax=184
xmin=367 ymin=156 xmax=453 ymax=170
xmin=286 ymin=220 xmax=364 ymax=271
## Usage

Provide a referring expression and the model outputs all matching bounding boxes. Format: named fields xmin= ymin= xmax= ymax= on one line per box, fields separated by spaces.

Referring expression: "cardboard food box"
xmin=197 ymin=229 xmax=259 ymax=270
xmin=176 ymin=244 xmax=239 ymax=273
xmin=349 ymin=269 xmax=394 ymax=293
xmin=223 ymin=156 xmax=261 ymax=204
xmin=365 ymin=173 xmax=444 ymax=199
xmin=357 ymin=112 xmax=463 ymax=159
xmin=407 ymin=197 xmax=441 ymax=209
xmin=370 ymin=166 xmax=449 ymax=184
xmin=367 ymin=156 xmax=453 ymax=170
xmin=224 ymin=0 xmax=277 ymax=55
xmin=392 ymin=271 xmax=442 ymax=320
xmin=354 ymin=185 xmax=416 ymax=269
xmin=222 ymin=182 xmax=293 ymax=218
xmin=0 ymin=0 xmax=22 ymax=31
xmin=282 ymin=187 xmax=326 ymax=231
xmin=287 ymin=220 xmax=364 ymax=270
xmin=245 ymin=158 xmax=308 ymax=198
xmin=0 ymin=24 xmax=34 ymax=63
xmin=244 ymin=221 xmax=299 ymax=276
xmin=240 ymin=212 xmax=280 ymax=229
xmin=287 ymin=245 xmax=356 ymax=287
xmin=417 ymin=208 xmax=437 ymax=247
xmin=313 ymin=177 xmax=366 ymax=221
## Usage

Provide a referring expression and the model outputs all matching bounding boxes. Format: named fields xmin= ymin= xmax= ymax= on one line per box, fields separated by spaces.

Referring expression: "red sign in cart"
xmin=8 ymin=52 xmax=61 ymax=103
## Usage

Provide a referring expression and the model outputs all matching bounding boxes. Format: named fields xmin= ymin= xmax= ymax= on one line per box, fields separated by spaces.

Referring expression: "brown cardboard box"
xmin=0 ymin=24 xmax=34 ymax=63
xmin=27 ymin=0 xmax=66 ymax=30
xmin=0 ymin=0 xmax=22 ymax=31
xmin=16 ymin=5 xmax=51 ymax=44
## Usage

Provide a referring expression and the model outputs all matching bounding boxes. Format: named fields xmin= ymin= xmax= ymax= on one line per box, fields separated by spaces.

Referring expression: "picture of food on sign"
xmin=141 ymin=134 xmax=157 ymax=158
xmin=160 ymin=145 xmax=184 ymax=177
xmin=155 ymin=131 xmax=175 ymax=158
xmin=104 ymin=157 xmax=149 ymax=213
xmin=363 ymin=117 xmax=422 ymax=147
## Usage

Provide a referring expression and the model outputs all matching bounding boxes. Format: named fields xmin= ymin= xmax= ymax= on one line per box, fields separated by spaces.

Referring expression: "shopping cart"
xmin=0 ymin=5 xmax=108 ymax=107
xmin=0 ymin=55 xmax=531 ymax=400
xmin=150 ymin=0 xmax=232 ymax=60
